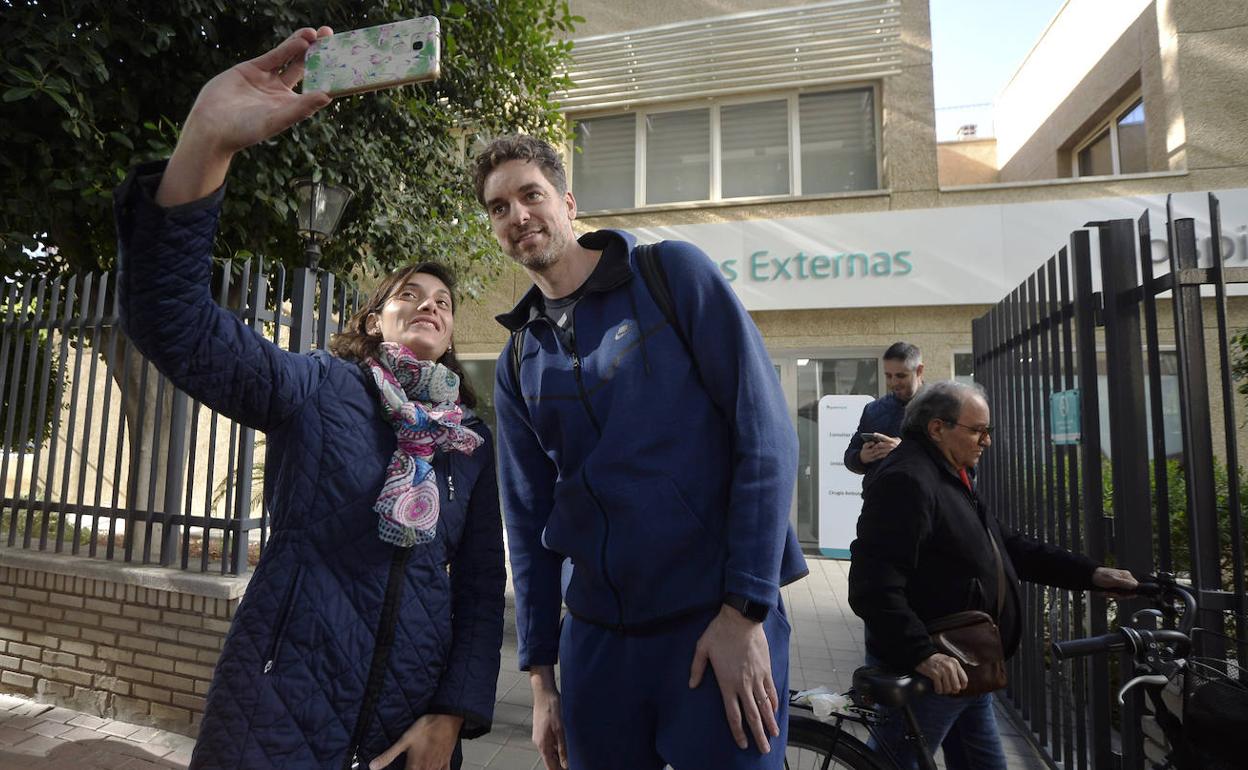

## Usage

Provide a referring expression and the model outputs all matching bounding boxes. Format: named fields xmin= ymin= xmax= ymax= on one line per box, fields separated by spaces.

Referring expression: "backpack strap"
xmin=635 ymin=242 xmax=702 ymax=381
xmin=509 ymin=327 xmax=527 ymax=398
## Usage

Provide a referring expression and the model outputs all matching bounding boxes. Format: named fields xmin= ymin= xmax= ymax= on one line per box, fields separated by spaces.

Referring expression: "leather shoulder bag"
xmin=925 ymin=529 xmax=1009 ymax=696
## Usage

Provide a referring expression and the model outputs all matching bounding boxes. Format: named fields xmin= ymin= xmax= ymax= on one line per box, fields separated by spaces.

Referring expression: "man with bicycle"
xmin=848 ymin=381 xmax=1137 ymax=769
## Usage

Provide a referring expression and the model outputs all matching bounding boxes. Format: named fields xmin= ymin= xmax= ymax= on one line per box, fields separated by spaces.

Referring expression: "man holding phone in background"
xmin=476 ymin=135 xmax=807 ymax=770
xmin=843 ymin=341 xmax=924 ymax=480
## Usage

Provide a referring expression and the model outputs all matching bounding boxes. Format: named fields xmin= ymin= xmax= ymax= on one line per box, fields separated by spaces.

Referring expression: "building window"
xmin=1115 ymin=100 xmax=1146 ymax=173
xmin=572 ymin=115 xmax=635 ymax=212
xmin=722 ymin=100 xmax=790 ymax=199
xmin=646 ymin=109 xmax=710 ymax=205
xmin=570 ymin=87 xmax=879 ymax=211
xmin=1073 ymin=96 xmax=1146 ymax=178
xmin=953 ymin=352 xmax=975 ymax=384
xmin=799 ymin=90 xmax=879 ymax=193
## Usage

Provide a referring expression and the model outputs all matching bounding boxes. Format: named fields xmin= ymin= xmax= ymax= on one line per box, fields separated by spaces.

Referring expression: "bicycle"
xmin=785 ymin=667 xmax=941 ymax=770
xmin=1051 ymin=573 xmax=1247 ymax=770
xmin=784 ymin=573 xmax=1248 ymax=770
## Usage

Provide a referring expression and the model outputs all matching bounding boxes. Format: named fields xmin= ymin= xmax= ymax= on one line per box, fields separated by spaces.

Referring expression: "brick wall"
xmin=0 ymin=547 xmax=248 ymax=736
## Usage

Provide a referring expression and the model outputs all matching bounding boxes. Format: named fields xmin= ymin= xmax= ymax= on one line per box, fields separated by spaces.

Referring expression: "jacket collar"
xmin=495 ymin=229 xmax=637 ymax=332
xmin=494 ymin=224 xmax=638 ymax=326
xmin=903 ymin=428 xmax=973 ymax=488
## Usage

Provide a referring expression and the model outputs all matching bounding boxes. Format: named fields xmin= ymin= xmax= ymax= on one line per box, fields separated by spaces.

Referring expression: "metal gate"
xmin=972 ymin=194 xmax=1247 ymax=769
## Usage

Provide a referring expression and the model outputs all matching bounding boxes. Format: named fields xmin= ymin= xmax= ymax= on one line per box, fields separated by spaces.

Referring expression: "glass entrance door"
xmin=773 ymin=353 xmax=881 ymax=549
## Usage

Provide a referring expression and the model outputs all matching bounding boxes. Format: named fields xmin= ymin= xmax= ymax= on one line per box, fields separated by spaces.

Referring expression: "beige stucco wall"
xmin=1155 ymin=0 xmax=1248 ymax=176
xmin=937 ymin=139 xmax=999 ymax=187
xmin=997 ymin=0 xmax=1248 ymax=184
xmin=455 ymin=0 xmax=1248 ymax=360
xmin=998 ymin=3 xmax=1165 ymax=182
xmin=453 ymin=0 xmax=1248 ymax=469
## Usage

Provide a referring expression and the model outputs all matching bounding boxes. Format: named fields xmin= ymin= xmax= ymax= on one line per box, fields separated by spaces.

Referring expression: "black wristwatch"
xmin=723 ymin=593 xmax=769 ymax=623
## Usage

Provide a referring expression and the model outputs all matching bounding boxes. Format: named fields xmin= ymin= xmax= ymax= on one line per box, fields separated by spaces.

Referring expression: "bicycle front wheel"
xmin=786 ymin=714 xmax=889 ymax=770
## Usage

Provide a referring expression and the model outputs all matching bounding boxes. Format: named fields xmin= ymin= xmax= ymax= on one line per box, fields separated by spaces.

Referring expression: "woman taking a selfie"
xmin=115 ymin=27 xmax=503 ymax=770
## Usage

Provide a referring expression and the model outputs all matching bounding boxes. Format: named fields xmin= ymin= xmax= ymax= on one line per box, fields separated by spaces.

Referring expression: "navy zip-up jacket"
xmin=843 ymin=393 xmax=907 ymax=475
xmin=115 ymin=162 xmax=504 ymax=768
xmin=494 ymin=230 xmax=807 ymax=670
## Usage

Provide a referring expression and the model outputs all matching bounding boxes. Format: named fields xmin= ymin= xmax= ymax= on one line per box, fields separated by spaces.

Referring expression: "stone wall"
xmin=0 ymin=547 xmax=247 ymax=736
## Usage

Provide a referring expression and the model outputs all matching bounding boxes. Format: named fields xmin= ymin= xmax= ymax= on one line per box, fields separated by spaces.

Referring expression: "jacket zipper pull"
xmin=263 ymin=660 xmax=274 ymax=674
xmin=447 ymin=473 xmax=455 ymax=501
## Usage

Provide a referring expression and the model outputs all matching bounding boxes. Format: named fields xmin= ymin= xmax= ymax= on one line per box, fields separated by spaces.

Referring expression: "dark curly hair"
xmin=329 ymin=261 xmax=478 ymax=409
xmin=472 ymin=134 xmax=568 ymax=206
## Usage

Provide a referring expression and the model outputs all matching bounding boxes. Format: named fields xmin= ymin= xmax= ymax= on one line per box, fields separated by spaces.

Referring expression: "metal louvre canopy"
xmin=560 ymin=0 xmax=902 ymax=112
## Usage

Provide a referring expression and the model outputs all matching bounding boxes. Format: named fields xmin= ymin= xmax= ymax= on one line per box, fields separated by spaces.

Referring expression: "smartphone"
xmin=302 ymin=17 xmax=441 ymax=97
xmin=860 ymin=432 xmax=881 ymax=444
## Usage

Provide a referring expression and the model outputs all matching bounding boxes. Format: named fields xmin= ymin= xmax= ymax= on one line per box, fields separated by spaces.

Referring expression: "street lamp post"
xmin=289 ymin=178 xmax=353 ymax=352
xmin=291 ymin=177 xmax=354 ymax=269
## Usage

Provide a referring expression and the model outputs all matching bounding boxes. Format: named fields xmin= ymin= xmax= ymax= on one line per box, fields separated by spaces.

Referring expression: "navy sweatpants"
xmin=558 ymin=604 xmax=791 ymax=769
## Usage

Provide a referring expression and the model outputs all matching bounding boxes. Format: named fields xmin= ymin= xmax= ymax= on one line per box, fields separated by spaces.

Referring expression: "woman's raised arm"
xmin=157 ymin=27 xmax=334 ymax=207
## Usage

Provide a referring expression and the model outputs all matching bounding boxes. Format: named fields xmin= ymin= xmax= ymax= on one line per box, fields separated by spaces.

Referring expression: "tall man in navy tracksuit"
xmin=843 ymin=341 xmax=925 ymax=480
xmin=476 ymin=136 xmax=808 ymax=770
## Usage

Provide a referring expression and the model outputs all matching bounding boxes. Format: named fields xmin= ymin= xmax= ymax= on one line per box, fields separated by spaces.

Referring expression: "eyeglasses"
xmin=944 ymin=420 xmax=993 ymax=441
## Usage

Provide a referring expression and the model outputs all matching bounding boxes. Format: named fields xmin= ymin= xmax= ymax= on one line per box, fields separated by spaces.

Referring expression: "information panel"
xmin=817 ymin=394 xmax=873 ymax=558
xmin=1051 ymin=389 xmax=1081 ymax=445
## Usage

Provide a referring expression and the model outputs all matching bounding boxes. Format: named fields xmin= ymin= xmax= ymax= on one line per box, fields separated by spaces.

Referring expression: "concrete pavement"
xmin=0 ymin=557 xmax=1046 ymax=769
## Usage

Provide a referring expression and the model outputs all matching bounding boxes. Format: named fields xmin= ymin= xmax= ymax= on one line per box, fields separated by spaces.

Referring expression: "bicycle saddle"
xmin=852 ymin=666 xmax=931 ymax=708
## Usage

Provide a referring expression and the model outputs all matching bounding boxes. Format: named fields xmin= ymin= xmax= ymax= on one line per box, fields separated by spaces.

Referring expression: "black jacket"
xmin=848 ymin=433 xmax=1098 ymax=671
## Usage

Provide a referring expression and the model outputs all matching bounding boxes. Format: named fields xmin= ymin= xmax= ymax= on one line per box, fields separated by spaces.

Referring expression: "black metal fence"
xmin=972 ymin=194 xmax=1248 ymax=769
xmin=0 ymin=262 xmax=357 ymax=574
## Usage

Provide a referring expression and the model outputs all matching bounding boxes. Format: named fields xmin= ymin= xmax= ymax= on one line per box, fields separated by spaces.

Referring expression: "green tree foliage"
xmin=1101 ymin=455 xmax=1245 ymax=582
xmin=0 ymin=0 xmax=578 ymax=293
xmin=1233 ymin=330 xmax=1248 ymax=400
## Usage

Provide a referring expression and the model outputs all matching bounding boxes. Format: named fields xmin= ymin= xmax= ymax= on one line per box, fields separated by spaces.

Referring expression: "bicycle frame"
xmin=789 ymin=691 xmax=940 ymax=770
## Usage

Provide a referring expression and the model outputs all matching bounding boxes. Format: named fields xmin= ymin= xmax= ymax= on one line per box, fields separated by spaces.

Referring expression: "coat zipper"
xmin=522 ymin=314 xmax=602 ymax=435
xmin=581 ymin=468 xmax=625 ymax=628
xmin=343 ymin=547 xmax=413 ymax=769
xmin=263 ymin=565 xmax=304 ymax=674
xmin=569 ymin=351 xmax=602 ymax=435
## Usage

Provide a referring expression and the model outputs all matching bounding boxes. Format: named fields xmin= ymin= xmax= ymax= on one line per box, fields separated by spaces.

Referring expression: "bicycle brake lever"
xmin=1131 ymin=608 xmax=1164 ymax=624
xmin=1117 ymin=674 xmax=1168 ymax=704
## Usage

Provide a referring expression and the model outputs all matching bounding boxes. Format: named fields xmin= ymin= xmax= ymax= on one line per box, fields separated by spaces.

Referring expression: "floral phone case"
xmin=303 ymin=17 xmax=441 ymax=97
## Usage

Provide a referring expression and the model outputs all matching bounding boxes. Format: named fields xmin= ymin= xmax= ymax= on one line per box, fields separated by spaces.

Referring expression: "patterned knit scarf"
xmin=365 ymin=342 xmax=483 ymax=547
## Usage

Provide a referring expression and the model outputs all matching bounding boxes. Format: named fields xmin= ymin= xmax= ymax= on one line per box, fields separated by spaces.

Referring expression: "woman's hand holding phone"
xmin=157 ymin=27 xmax=335 ymax=208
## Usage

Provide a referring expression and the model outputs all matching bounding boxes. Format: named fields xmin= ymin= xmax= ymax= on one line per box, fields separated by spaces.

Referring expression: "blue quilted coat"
xmin=115 ymin=163 xmax=505 ymax=769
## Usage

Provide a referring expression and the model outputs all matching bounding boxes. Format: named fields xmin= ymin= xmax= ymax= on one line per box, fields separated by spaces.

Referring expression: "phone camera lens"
xmin=412 ymin=40 xmax=424 ymax=51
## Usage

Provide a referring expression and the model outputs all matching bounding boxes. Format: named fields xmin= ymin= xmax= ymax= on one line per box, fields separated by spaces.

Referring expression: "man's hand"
xmin=689 ymin=605 xmax=779 ymax=753
xmin=1092 ymin=567 xmax=1138 ymax=598
xmin=916 ymin=652 xmax=967 ymax=696
xmin=158 ymin=27 xmax=335 ymax=207
xmin=858 ymin=435 xmax=901 ymax=465
xmin=529 ymin=665 xmax=567 ymax=770
xmin=368 ymin=713 xmax=463 ymax=770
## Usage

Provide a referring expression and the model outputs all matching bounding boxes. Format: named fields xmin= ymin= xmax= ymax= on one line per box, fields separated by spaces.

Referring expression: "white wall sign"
xmin=817 ymin=394 xmax=873 ymax=559
xmin=630 ymin=188 xmax=1248 ymax=311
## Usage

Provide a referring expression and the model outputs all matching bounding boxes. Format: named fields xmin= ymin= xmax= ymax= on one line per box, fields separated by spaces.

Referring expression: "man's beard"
xmin=512 ymin=227 xmax=568 ymax=271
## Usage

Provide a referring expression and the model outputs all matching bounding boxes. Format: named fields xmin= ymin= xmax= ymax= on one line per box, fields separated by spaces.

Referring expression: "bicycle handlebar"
xmin=1052 ymin=575 xmax=1196 ymax=661
xmin=1052 ymin=632 xmax=1125 ymax=659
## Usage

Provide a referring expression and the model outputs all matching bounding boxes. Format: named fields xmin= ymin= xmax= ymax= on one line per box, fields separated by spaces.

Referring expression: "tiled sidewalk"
xmin=0 ymin=558 xmax=1045 ymax=769
xmin=0 ymin=695 xmax=193 ymax=769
